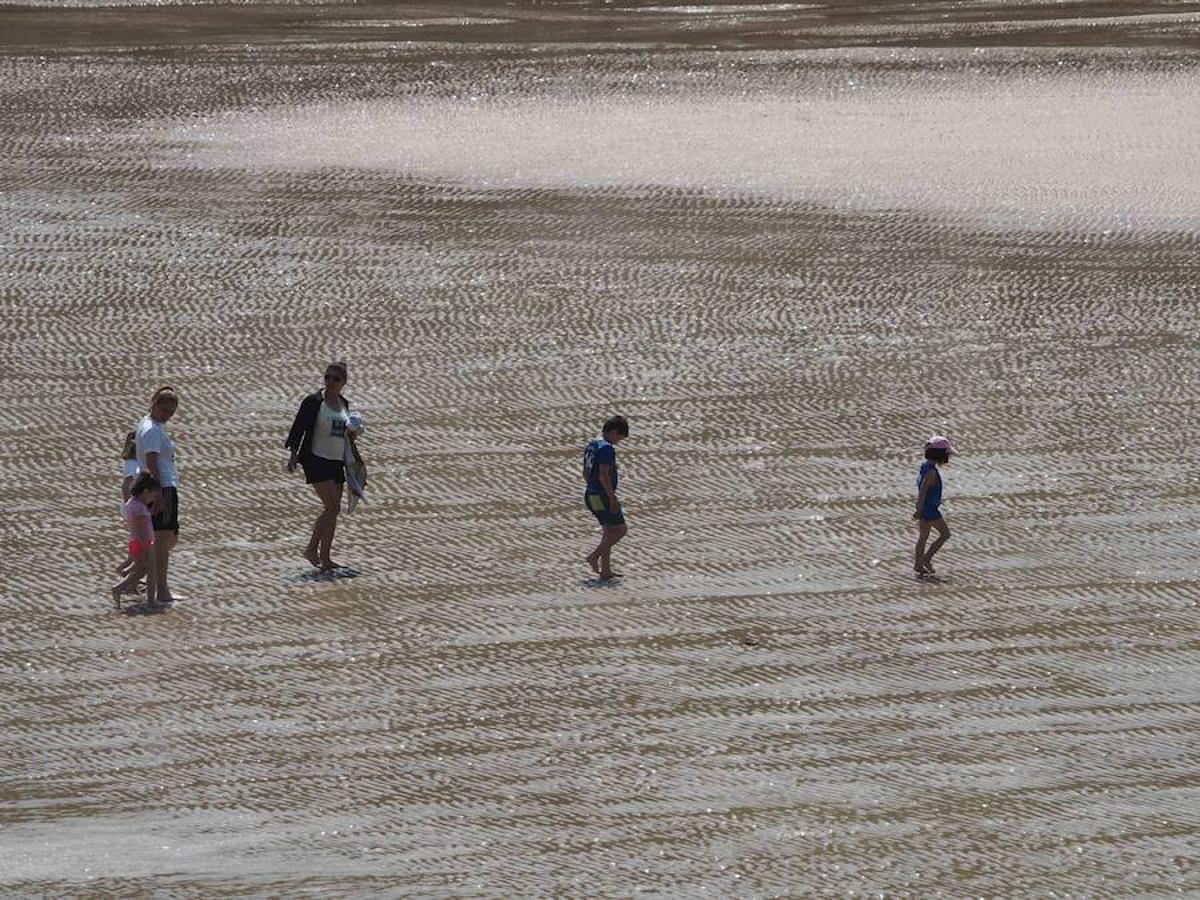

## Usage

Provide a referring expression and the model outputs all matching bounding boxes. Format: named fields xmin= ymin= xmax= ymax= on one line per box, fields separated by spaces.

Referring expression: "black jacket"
xmin=285 ymin=390 xmax=350 ymax=464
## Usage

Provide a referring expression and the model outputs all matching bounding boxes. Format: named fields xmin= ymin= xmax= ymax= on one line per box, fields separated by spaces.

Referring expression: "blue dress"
xmin=917 ymin=461 xmax=943 ymax=521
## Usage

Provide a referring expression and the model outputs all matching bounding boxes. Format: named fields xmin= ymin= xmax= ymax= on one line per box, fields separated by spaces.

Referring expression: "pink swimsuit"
xmin=124 ymin=497 xmax=155 ymax=557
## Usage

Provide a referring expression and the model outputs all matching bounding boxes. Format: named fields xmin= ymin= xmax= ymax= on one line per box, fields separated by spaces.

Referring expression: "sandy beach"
xmin=1 ymin=1 xmax=1198 ymax=894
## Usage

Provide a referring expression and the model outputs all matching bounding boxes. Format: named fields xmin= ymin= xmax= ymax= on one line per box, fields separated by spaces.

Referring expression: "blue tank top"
xmin=917 ymin=461 xmax=942 ymax=519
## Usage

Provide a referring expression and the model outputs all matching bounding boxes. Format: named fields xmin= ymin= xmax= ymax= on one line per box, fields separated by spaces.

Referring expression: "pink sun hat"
xmin=927 ymin=435 xmax=958 ymax=455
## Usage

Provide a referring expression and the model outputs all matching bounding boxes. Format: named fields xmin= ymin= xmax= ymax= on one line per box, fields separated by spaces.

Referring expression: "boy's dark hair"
xmin=924 ymin=446 xmax=949 ymax=463
xmin=130 ymin=471 xmax=161 ymax=496
xmin=602 ymin=415 xmax=629 ymax=437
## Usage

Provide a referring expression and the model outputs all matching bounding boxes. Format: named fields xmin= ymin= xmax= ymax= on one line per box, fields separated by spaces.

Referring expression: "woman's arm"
xmin=285 ymin=394 xmax=318 ymax=451
xmin=285 ymin=394 xmax=319 ymax=471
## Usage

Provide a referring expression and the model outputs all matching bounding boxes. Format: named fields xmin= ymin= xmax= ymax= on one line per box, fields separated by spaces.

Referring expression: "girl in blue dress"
xmin=914 ymin=435 xmax=956 ymax=575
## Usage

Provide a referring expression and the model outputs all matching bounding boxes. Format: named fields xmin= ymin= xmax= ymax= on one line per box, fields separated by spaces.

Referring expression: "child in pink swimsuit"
xmin=116 ymin=430 xmax=141 ymax=579
xmin=111 ymin=472 xmax=161 ymax=608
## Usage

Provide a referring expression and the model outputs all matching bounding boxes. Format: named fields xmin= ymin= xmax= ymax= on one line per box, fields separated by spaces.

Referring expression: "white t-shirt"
xmin=311 ymin=401 xmax=349 ymax=461
xmin=136 ymin=415 xmax=178 ymax=487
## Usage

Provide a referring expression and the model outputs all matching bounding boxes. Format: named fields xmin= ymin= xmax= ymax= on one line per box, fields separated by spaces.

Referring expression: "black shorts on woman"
xmin=303 ymin=455 xmax=345 ymax=485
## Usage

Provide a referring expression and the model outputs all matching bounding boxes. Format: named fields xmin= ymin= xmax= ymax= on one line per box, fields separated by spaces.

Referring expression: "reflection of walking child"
xmin=914 ymin=435 xmax=957 ymax=575
xmin=112 ymin=472 xmax=161 ymax=608
xmin=116 ymin=431 xmax=141 ymax=578
xmin=583 ymin=416 xmax=629 ymax=580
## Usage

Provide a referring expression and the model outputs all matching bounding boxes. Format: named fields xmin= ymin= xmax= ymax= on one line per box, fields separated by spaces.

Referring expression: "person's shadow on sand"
xmin=580 ymin=575 xmax=623 ymax=588
xmin=121 ymin=600 xmax=172 ymax=615
xmin=293 ymin=567 xmax=362 ymax=583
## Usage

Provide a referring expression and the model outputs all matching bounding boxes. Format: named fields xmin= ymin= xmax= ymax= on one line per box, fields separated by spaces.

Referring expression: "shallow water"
xmin=2 ymin=1 xmax=1198 ymax=895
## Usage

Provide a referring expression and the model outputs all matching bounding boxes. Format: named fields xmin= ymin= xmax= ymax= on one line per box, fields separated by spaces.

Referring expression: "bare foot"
xmin=585 ymin=553 xmax=600 ymax=574
xmin=303 ymin=547 xmax=321 ymax=568
xmin=320 ymin=560 xmax=345 ymax=570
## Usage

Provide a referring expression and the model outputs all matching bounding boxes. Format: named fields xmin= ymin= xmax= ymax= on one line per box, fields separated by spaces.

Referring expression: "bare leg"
xmin=914 ymin=520 xmax=932 ymax=573
xmin=310 ymin=481 xmax=344 ymax=568
xmin=922 ymin=518 xmax=951 ymax=571
xmin=141 ymin=546 xmax=159 ymax=606
xmin=111 ymin=563 xmax=144 ymax=607
xmin=154 ymin=531 xmax=176 ymax=602
xmin=595 ymin=523 xmax=627 ymax=579
xmin=115 ymin=561 xmax=145 ymax=594
xmin=303 ymin=521 xmax=322 ymax=567
xmin=587 ymin=526 xmax=611 ymax=574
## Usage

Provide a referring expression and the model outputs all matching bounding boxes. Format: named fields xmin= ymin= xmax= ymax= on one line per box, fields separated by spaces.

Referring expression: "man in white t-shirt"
xmin=135 ymin=387 xmax=181 ymax=606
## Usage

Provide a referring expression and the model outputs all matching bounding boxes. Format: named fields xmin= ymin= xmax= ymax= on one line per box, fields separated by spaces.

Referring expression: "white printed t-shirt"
xmin=311 ymin=401 xmax=349 ymax=461
xmin=136 ymin=415 xmax=179 ymax=487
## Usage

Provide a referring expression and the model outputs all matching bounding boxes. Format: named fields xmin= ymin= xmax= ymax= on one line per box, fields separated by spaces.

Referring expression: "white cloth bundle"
xmin=344 ymin=414 xmax=366 ymax=513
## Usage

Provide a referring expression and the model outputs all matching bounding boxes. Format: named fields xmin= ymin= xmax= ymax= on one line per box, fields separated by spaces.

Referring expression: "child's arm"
xmin=598 ymin=464 xmax=619 ymax=510
xmin=914 ymin=469 xmax=936 ymax=518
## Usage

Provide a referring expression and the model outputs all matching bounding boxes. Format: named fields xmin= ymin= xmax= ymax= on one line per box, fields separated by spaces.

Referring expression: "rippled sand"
xmin=2 ymin=2 xmax=1198 ymax=895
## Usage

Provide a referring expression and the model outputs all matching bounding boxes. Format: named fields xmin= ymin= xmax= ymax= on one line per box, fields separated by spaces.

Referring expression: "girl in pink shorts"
xmin=111 ymin=472 xmax=161 ymax=608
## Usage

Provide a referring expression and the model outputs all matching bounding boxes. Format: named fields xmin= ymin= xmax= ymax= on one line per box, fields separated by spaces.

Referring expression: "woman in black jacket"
xmin=286 ymin=361 xmax=353 ymax=569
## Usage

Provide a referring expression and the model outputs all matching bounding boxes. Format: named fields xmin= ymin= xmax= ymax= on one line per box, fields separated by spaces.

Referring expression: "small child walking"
xmin=583 ymin=415 xmax=629 ymax=581
xmin=112 ymin=472 xmax=161 ymax=608
xmin=116 ymin=431 xmax=141 ymax=578
xmin=914 ymin=435 xmax=957 ymax=576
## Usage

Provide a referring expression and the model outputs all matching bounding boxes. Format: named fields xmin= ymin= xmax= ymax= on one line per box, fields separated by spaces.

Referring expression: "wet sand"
xmin=2 ymin=2 xmax=1198 ymax=895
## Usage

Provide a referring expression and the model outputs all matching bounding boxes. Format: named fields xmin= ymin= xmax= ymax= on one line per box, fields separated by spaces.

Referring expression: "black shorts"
xmin=585 ymin=492 xmax=625 ymax=527
xmin=304 ymin=455 xmax=345 ymax=485
xmin=151 ymin=486 xmax=179 ymax=534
